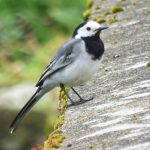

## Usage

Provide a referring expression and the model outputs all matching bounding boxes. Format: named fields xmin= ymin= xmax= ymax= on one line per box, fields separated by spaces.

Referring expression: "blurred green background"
xmin=0 ymin=0 xmax=87 ymax=149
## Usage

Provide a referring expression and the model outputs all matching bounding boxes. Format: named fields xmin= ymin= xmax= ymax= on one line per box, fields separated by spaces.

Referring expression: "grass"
xmin=0 ymin=0 xmax=87 ymax=87
xmin=0 ymin=34 xmax=69 ymax=87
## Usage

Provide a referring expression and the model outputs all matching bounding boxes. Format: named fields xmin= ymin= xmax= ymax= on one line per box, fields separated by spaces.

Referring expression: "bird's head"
xmin=73 ymin=20 xmax=108 ymax=39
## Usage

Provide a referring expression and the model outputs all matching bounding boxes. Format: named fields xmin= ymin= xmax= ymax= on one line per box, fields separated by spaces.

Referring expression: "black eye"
xmin=86 ymin=27 xmax=91 ymax=31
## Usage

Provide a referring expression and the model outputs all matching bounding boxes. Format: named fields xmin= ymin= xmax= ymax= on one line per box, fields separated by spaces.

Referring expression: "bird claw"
xmin=68 ymin=96 xmax=94 ymax=107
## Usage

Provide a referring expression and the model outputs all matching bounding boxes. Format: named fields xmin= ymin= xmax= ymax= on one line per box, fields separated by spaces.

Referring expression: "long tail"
xmin=10 ymin=87 xmax=47 ymax=133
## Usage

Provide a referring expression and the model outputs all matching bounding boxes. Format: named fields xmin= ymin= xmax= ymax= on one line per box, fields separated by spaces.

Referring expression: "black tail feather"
xmin=10 ymin=88 xmax=41 ymax=133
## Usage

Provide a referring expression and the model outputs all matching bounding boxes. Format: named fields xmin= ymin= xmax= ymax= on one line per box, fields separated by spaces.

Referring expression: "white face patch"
xmin=75 ymin=21 xmax=101 ymax=39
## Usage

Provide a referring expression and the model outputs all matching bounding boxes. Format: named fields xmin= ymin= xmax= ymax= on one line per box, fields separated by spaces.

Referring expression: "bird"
xmin=10 ymin=20 xmax=108 ymax=133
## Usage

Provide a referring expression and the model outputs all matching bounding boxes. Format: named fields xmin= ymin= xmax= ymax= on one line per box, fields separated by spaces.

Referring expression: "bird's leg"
xmin=59 ymin=84 xmax=75 ymax=105
xmin=71 ymin=87 xmax=94 ymax=104
xmin=59 ymin=84 xmax=93 ymax=106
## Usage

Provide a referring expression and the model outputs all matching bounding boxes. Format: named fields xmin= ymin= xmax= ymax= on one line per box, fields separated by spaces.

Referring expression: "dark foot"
xmin=80 ymin=96 xmax=94 ymax=102
xmin=60 ymin=85 xmax=94 ymax=107
xmin=68 ymin=96 xmax=94 ymax=107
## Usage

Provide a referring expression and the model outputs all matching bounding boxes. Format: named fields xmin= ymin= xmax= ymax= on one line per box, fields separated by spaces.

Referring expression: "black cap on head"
xmin=72 ymin=21 xmax=87 ymax=37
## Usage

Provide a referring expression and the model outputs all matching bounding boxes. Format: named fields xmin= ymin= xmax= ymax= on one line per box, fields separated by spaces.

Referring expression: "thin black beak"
xmin=95 ymin=26 xmax=109 ymax=36
xmin=100 ymin=26 xmax=109 ymax=30
xmin=95 ymin=26 xmax=109 ymax=32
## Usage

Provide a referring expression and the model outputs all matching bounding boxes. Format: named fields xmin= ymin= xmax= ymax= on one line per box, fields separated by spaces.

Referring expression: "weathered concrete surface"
xmin=61 ymin=0 xmax=150 ymax=150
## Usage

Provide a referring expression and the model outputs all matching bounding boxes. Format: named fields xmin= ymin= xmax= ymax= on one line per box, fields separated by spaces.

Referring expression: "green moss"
xmin=88 ymin=144 xmax=94 ymax=149
xmin=103 ymin=10 xmax=111 ymax=16
xmin=44 ymin=87 xmax=69 ymax=149
xmin=111 ymin=6 xmax=124 ymax=13
xmin=107 ymin=17 xmax=118 ymax=24
xmin=44 ymin=130 xmax=65 ymax=149
xmin=145 ymin=60 xmax=150 ymax=66
xmin=95 ymin=5 xmax=101 ymax=10
xmin=83 ymin=9 xmax=91 ymax=20
xmin=111 ymin=41 xmax=118 ymax=45
xmin=88 ymin=0 xmax=94 ymax=9
xmin=102 ymin=142 xmax=109 ymax=148
xmin=102 ymin=6 xmax=124 ymax=17
xmin=120 ymin=0 xmax=126 ymax=1
xmin=95 ymin=17 xmax=106 ymax=23
xmin=145 ymin=9 xmax=150 ymax=13
xmin=132 ymin=2 xmax=137 ymax=5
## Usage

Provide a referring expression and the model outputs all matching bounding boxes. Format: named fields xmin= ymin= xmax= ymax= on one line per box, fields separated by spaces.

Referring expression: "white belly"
xmin=52 ymin=50 xmax=101 ymax=86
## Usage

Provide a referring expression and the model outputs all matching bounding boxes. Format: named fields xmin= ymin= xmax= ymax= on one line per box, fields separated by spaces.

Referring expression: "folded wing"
xmin=36 ymin=38 xmax=83 ymax=87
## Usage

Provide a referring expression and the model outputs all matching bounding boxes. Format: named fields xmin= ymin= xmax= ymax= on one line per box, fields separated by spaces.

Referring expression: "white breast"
xmin=52 ymin=48 xmax=101 ymax=86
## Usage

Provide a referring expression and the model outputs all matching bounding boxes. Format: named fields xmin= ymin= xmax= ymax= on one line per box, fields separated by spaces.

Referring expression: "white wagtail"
xmin=10 ymin=20 xmax=108 ymax=133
